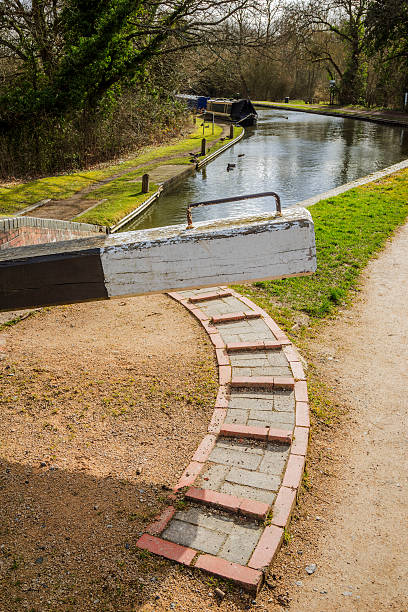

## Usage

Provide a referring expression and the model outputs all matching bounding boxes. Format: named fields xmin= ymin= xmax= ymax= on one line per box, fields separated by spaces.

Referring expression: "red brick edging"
xmin=136 ymin=287 xmax=311 ymax=594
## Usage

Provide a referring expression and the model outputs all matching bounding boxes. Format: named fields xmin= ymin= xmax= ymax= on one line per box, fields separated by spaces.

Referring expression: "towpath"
xmin=270 ymin=222 xmax=408 ymax=611
xmin=254 ymin=101 xmax=408 ymax=127
xmin=20 ymin=124 xmax=230 ymax=223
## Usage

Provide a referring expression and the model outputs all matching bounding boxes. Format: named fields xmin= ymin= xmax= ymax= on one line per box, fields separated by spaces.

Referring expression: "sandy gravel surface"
xmin=1 ymin=223 xmax=407 ymax=612
xmin=0 ymin=295 xmax=223 ymax=611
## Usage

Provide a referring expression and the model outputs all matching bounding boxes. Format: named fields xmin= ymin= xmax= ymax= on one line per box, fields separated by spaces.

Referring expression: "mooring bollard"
xmin=141 ymin=173 xmax=149 ymax=194
xmin=229 ymin=124 xmax=234 ymax=139
xmin=201 ymin=138 xmax=206 ymax=156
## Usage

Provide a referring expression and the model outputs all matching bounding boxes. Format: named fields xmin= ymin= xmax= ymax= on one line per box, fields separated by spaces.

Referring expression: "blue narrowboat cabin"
xmin=176 ymin=94 xmax=257 ymax=127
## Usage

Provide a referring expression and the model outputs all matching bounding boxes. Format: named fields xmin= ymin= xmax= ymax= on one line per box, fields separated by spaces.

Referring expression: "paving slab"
xmin=215 ymin=321 xmax=276 ymax=344
xmin=259 ymin=444 xmax=290 ymax=474
xmin=221 ymin=481 xmax=276 ymax=504
xmin=199 ymin=464 xmax=230 ymax=490
xmin=230 ymin=357 xmax=270 ymax=367
xmin=175 ymin=508 xmax=235 ymax=534
xmin=248 ymin=411 xmax=295 ymax=428
xmin=227 ymin=467 xmax=281 ymax=491
xmin=215 ymin=440 xmax=264 ymax=454
xmin=162 ymin=519 xmax=226 ymax=555
xmin=274 ymin=390 xmax=295 ymax=411
xmin=209 ymin=443 xmax=263 ymax=470
xmin=196 ymin=296 xmax=247 ymax=316
xmin=198 ymin=439 xmax=289 ymax=503
xmin=228 ymin=395 xmax=274 ymax=411
xmin=140 ymin=286 xmax=310 ymax=591
xmin=225 ymin=408 xmax=249 ymax=424
xmin=219 ymin=524 xmax=263 ymax=565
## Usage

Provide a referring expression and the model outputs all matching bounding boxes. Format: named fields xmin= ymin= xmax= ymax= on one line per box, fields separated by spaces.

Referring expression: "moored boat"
xmin=176 ymin=94 xmax=257 ymax=126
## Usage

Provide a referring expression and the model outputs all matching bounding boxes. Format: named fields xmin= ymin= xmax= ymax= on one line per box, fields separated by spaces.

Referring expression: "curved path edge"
xmin=136 ymin=286 xmax=310 ymax=594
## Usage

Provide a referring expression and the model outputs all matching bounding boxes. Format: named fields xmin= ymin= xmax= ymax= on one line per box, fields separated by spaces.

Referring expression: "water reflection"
xmin=126 ymin=109 xmax=408 ymax=230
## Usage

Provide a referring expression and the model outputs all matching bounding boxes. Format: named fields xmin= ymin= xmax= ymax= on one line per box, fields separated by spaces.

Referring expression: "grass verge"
xmin=0 ymin=171 xmax=109 ymax=216
xmin=75 ymin=181 xmax=160 ymax=226
xmin=236 ymin=168 xmax=408 ymax=447
xmin=235 ymin=168 xmax=408 ymax=336
xmin=0 ymin=117 xmax=223 ymax=217
xmin=254 ymin=100 xmax=408 ymax=124
xmin=76 ymin=124 xmax=242 ymax=227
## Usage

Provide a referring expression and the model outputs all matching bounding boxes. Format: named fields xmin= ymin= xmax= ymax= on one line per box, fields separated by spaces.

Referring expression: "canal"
xmin=126 ymin=108 xmax=408 ymax=230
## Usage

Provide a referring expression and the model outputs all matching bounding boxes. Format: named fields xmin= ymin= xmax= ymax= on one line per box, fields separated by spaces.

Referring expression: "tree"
xmin=365 ymin=0 xmax=408 ymax=106
xmin=0 ymin=0 xmax=255 ymax=126
xmin=366 ymin=0 xmax=408 ymax=64
xmin=288 ymin=0 xmax=370 ymax=104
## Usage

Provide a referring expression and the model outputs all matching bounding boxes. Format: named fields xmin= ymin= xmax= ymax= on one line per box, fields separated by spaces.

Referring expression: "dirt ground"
xmin=0 ymin=295 xmax=224 ymax=612
xmin=1 ymin=224 xmax=407 ymax=612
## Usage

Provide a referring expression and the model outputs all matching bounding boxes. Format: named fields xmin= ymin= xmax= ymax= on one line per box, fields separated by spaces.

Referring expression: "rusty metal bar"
xmin=186 ymin=191 xmax=282 ymax=229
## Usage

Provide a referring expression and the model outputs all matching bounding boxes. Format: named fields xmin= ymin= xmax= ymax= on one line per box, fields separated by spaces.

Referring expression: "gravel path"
xmin=285 ymin=222 xmax=408 ymax=610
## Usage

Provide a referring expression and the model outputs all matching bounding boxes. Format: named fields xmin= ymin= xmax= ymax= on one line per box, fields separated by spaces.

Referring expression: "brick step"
xmin=185 ymin=486 xmax=270 ymax=520
xmin=226 ymin=340 xmax=283 ymax=352
xmin=219 ymin=423 xmax=292 ymax=444
xmin=230 ymin=376 xmax=295 ymax=390
xmin=211 ymin=311 xmax=262 ymax=324
xmin=138 ymin=509 xmax=285 ymax=593
xmin=151 ymin=287 xmax=311 ymax=594
xmin=195 ymin=555 xmax=263 ymax=592
xmin=189 ymin=290 xmax=232 ymax=303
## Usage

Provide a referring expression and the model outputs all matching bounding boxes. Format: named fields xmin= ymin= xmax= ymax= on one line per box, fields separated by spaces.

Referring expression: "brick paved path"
xmin=137 ymin=287 xmax=310 ymax=593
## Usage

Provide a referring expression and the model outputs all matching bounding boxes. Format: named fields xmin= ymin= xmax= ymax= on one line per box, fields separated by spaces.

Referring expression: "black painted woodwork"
xmin=0 ymin=249 xmax=108 ymax=311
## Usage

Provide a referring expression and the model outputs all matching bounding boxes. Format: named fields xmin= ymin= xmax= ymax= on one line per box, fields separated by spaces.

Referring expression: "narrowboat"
xmin=176 ymin=94 xmax=257 ymax=127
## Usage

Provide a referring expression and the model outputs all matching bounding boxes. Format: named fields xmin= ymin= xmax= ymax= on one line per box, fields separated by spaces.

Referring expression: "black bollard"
xmin=141 ymin=173 xmax=150 ymax=194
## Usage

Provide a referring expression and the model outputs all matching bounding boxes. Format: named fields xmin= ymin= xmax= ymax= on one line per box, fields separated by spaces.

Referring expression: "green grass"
xmin=235 ymin=169 xmax=408 ymax=334
xmin=75 ymin=121 xmax=238 ymax=226
xmin=254 ymin=100 xmax=313 ymax=110
xmin=254 ymin=100 xmax=407 ymax=121
xmin=107 ymin=117 xmax=223 ymax=170
xmin=75 ymin=182 xmax=160 ymax=226
xmin=234 ymin=168 xmax=408 ymax=431
xmin=0 ymin=171 xmax=109 ymax=216
xmin=76 ymin=122 xmax=241 ymax=227
xmin=0 ymin=117 xmax=223 ymax=216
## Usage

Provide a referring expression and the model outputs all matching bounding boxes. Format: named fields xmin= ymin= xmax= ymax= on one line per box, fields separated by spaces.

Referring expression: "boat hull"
xmin=176 ymin=94 xmax=258 ymax=126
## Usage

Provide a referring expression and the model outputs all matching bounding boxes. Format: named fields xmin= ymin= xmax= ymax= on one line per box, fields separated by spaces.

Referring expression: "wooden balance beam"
xmin=0 ymin=206 xmax=316 ymax=312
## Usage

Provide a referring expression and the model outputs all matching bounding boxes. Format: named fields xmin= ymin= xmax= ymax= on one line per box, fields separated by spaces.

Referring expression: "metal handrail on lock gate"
xmin=186 ymin=191 xmax=282 ymax=229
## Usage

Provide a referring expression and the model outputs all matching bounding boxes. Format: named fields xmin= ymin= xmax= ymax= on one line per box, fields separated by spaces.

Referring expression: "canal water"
xmin=126 ymin=108 xmax=408 ymax=230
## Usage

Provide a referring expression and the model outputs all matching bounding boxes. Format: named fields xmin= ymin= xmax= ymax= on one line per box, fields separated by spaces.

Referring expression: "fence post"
xmin=142 ymin=173 xmax=150 ymax=194
xmin=201 ymin=138 xmax=206 ymax=156
xmin=229 ymin=124 xmax=234 ymax=139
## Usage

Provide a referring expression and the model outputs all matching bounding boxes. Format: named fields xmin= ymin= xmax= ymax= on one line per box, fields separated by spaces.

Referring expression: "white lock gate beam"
xmin=0 ymin=206 xmax=316 ymax=312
